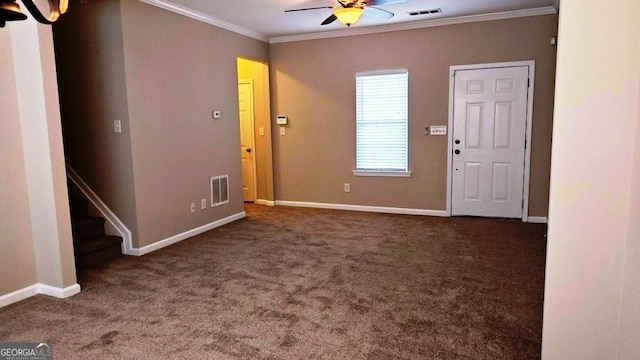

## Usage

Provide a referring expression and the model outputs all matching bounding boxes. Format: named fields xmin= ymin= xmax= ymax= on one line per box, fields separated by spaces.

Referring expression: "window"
xmin=354 ymin=70 xmax=410 ymax=177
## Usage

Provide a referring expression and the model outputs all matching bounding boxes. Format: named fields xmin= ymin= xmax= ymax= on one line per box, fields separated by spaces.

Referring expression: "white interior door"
xmin=451 ymin=66 xmax=529 ymax=218
xmin=238 ymin=81 xmax=255 ymax=202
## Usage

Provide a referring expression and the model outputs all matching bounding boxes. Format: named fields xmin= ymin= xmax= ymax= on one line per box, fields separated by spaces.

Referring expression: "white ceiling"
xmin=141 ymin=0 xmax=558 ymax=42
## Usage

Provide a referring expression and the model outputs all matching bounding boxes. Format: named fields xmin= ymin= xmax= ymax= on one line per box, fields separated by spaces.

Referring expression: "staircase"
xmin=68 ymin=184 xmax=123 ymax=270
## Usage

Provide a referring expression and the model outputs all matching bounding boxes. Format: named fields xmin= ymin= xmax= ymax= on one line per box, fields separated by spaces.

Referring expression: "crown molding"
xmin=137 ymin=0 xmax=269 ymax=42
xmin=269 ymin=6 xmax=557 ymax=44
xmin=134 ymin=1 xmax=556 ymax=45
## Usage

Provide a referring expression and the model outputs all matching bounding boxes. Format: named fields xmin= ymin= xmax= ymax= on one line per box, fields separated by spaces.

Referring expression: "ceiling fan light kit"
xmin=334 ymin=7 xmax=363 ymax=27
xmin=0 ymin=0 xmax=28 ymax=26
xmin=0 ymin=0 xmax=68 ymax=27
xmin=285 ymin=0 xmax=407 ymax=28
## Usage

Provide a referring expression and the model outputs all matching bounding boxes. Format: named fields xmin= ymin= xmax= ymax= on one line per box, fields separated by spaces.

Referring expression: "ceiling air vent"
xmin=211 ymin=175 xmax=229 ymax=207
xmin=408 ymin=8 xmax=442 ymax=16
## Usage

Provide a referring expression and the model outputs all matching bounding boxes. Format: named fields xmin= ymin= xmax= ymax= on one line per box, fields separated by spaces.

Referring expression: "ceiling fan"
xmin=285 ymin=0 xmax=408 ymax=27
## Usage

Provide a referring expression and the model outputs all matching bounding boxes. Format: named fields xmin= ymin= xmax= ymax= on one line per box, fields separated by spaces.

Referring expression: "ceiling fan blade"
xmin=364 ymin=6 xmax=394 ymax=19
xmin=321 ymin=14 xmax=337 ymax=25
xmin=284 ymin=6 xmax=333 ymax=13
xmin=367 ymin=0 xmax=407 ymax=5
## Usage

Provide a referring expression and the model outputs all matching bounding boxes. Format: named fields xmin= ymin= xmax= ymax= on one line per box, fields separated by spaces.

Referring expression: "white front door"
xmin=451 ymin=66 xmax=529 ymax=218
xmin=238 ymin=81 xmax=255 ymax=202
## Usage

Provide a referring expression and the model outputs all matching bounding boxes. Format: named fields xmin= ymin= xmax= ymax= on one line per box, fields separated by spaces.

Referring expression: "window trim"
xmin=353 ymin=170 xmax=412 ymax=177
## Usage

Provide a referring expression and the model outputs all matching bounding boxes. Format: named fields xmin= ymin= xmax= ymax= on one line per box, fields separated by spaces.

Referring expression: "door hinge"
xmin=528 ymin=78 xmax=530 ymax=88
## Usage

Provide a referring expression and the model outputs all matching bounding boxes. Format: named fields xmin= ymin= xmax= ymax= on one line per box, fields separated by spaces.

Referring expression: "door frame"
xmin=238 ymin=79 xmax=258 ymax=202
xmin=446 ymin=60 xmax=536 ymax=222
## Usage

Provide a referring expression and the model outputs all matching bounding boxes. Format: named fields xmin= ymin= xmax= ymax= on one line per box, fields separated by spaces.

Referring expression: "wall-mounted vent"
xmin=210 ymin=175 xmax=229 ymax=207
xmin=408 ymin=8 xmax=442 ymax=16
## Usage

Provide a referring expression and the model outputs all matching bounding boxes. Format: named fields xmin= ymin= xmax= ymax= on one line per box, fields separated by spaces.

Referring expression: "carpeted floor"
xmin=0 ymin=204 xmax=547 ymax=359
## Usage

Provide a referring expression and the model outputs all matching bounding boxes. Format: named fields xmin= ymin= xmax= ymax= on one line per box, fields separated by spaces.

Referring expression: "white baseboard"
xmin=275 ymin=200 xmax=448 ymax=217
xmin=0 ymin=283 xmax=81 ymax=308
xmin=255 ymin=199 xmax=276 ymax=206
xmin=37 ymin=283 xmax=81 ymax=298
xmin=66 ymin=165 xmax=133 ymax=254
xmin=129 ymin=211 xmax=246 ymax=256
xmin=0 ymin=285 xmax=38 ymax=308
xmin=527 ymin=216 xmax=548 ymax=224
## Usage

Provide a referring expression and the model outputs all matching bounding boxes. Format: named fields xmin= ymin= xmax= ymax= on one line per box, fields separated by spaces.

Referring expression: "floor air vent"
xmin=211 ymin=175 xmax=229 ymax=207
xmin=408 ymin=8 xmax=442 ymax=16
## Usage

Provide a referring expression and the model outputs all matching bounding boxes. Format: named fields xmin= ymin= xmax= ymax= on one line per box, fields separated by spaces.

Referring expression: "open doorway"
xmin=236 ymin=57 xmax=275 ymax=205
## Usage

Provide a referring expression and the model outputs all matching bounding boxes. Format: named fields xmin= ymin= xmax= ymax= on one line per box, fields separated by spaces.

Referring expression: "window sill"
xmin=352 ymin=170 xmax=412 ymax=177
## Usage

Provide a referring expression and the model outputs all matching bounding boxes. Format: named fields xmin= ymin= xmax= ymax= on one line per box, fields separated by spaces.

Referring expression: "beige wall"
xmin=121 ymin=0 xmax=268 ymax=246
xmin=54 ymin=0 xmax=139 ymax=241
xmin=54 ymin=0 xmax=270 ymax=248
xmin=542 ymin=0 xmax=640 ymax=358
xmin=0 ymin=29 xmax=38 ymax=296
xmin=270 ymin=15 xmax=557 ymax=216
xmin=237 ymin=58 xmax=275 ymax=203
xmin=24 ymin=21 xmax=77 ymax=289
xmin=1 ymin=18 xmax=78 ymax=301
xmin=620 ymin=83 xmax=640 ymax=358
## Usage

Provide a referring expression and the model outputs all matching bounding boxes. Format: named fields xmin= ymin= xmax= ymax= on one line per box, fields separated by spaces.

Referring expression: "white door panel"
xmin=451 ymin=66 xmax=529 ymax=218
xmin=463 ymin=162 xmax=481 ymax=200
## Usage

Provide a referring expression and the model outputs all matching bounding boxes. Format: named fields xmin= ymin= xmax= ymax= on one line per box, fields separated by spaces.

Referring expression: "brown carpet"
xmin=0 ymin=204 xmax=546 ymax=359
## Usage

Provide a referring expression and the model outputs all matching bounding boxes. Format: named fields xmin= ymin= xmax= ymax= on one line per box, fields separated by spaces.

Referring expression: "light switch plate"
xmin=430 ymin=125 xmax=447 ymax=135
xmin=212 ymin=110 xmax=222 ymax=119
xmin=114 ymin=120 xmax=122 ymax=133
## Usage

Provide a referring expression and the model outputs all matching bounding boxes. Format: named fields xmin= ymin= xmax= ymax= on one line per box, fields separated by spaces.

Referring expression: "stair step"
xmin=68 ymin=177 xmax=123 ymax=270
xmin=74 ymin=235 xmax=122 ymax=256
xmin=72 ymin=217 xmax=106 ymax=241
xmin=74 ymin=235 xmax=123 ymax=270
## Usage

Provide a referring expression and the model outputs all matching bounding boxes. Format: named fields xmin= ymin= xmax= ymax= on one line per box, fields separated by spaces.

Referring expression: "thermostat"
xmin=276 ymin=115 xmax=288 ymax=125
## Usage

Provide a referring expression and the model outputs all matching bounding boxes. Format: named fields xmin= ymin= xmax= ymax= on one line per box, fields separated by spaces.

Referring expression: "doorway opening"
xmin=236 ymin=57 xmax=275 ymax=205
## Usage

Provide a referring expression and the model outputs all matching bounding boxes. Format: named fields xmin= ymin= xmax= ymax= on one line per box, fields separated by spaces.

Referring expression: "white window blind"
xmin=355 ymin=70 xmax=408 ymax=172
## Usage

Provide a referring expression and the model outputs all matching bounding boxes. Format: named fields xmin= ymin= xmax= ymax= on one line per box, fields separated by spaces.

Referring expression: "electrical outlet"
xmin=344 ymin=183 xmax=350 ymax=192
xmin=190 ymin=203 xmax=196 ymax=213
xmin=201 ymin=199 xmax=207 ymax=210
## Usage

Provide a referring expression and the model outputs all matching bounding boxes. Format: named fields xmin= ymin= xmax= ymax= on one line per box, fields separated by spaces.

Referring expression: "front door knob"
xmin=454 ymin=149 xmax=460 ymax=155
xmin=246 ymin=148 xmax=252 ymax=153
